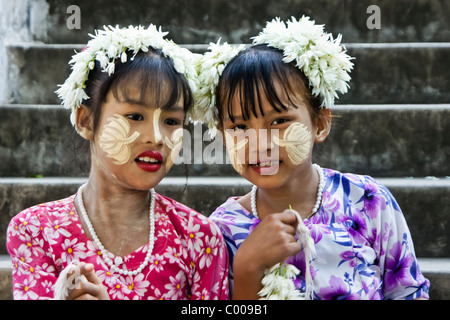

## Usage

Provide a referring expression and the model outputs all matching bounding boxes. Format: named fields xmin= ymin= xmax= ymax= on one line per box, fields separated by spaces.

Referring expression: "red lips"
xmin=135 ymin=150 xmax=163 ymax=172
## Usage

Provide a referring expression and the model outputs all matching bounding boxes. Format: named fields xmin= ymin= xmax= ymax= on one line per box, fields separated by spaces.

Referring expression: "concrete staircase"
xmin=1 ymin=0 xmax=449 ymax=299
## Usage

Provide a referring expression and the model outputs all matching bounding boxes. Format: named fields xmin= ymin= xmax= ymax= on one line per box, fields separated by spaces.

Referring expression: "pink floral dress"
xmin=7 ymin=192 xmax=229 ymax=300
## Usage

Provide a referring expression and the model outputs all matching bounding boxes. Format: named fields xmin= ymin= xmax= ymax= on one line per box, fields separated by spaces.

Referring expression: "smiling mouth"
xmin=137 ymin=156 xmax=161 ymax=164
xmin=250 ymin=160 xmax=281 ymax=175
xmin=253 ymin=160 xmax=280 ymax=167
xmin=135 ymin=151 xmax=163 ymax=172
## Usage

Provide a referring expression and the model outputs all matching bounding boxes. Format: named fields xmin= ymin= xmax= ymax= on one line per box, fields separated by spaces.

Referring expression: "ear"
xmin=75 ymin=105 xmax=94 ymax=140
xmin=314 ymin=108 xmax=332 ymax=143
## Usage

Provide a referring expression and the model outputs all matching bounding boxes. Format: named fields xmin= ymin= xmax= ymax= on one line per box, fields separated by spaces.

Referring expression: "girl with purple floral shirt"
xmin=196 ymin=16 xmax=429 ymax=300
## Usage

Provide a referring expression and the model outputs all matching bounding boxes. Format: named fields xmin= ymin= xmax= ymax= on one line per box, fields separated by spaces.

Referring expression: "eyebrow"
xmin=120 ymin=97 xmax=147 ymax=107
xmin=121 ymin=98 xmax=184 ymax=112
xmin=227 ymin=107 xmax=291 ymax=122
xmin=163 ymin=104 xmax=184 ymax=112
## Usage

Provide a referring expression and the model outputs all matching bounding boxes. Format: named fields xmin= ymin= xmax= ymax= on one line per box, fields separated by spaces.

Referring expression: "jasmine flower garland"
xmin=259 ymin=263 xmax=304 ymax=300
xmin=252 ymin=16 xmax=354 ymax=109
xmin=56 ymin=25 xmax=201 ymax=126
xmin=258 ymin=208 xmax=316 ymax=300
xmin=194 ymin=40 xmax=246 ymax=136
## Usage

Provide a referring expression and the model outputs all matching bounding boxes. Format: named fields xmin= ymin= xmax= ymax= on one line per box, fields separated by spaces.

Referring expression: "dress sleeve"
xmin=370 ymin=180 xmax=430 ymax=299
xmin=6 ymin=208 xmax=58 ymax=300
xmin=188 ymin=216 xmax=230 ymax=300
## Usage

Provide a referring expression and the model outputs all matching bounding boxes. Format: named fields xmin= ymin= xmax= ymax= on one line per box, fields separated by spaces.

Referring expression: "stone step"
xmin=3 ymin=42 xmax=450 ymax=105
xmin=1 ymin=255 xmax=449 ymax=300
xmin=1 ymin=176 xmax=449 ymax=257
xmin=2 ymin=0 xmax=449 ymax=44
xmin=1 ymin=104 xmax=449 ymax=178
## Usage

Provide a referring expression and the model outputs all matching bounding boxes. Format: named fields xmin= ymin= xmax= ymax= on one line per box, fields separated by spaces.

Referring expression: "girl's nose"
xmin=142 ymin=108 xmax=163 ymax=145
xmin=152 ymin=108 xmax=162 ymax=144
xmin=246 ymin=129 xmax=278 ymax=163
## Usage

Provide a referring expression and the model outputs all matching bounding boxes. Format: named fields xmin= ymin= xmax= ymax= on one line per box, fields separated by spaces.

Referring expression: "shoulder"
xmin=8 ymin=195 xmax=76 ymax=232
xmin=209 ymin=196 xmax=255 ymax=230
xmin=210 ymin=196 xmax=252 ymax=220
xmin=323 ymin=168 xmax=401 ymax=220
xmin=7 ymin=195 xmax=77 ymax=256
xmin=155 ymin=192 xmax=223 ymax=239
xmin=324 ymin=168 xmax=395 ymax=201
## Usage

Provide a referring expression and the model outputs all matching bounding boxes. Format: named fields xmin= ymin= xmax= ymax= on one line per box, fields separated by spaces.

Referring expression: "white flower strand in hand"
xmin=258 ymin=208 xmax=316 ymax=300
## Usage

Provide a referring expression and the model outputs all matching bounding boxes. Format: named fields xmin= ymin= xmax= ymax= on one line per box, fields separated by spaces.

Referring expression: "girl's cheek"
xmin=225 ymin=130 xmax=248 ymax=175
xmin=98 ymin=114 xmax=140 ymax=165
xmin=273 ymin=122 xmax=311 ymax=165
xmin=164 ymin=128 xmax=184 ymax=172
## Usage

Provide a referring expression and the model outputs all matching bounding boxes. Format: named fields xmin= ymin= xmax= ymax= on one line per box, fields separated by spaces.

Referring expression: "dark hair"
xmin=216 ymin=44 xmax=322 ymax=124
xmin=82 ymin=47 xmax=194 ymax=136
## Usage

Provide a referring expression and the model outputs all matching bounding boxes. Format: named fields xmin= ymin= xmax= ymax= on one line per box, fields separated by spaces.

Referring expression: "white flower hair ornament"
xmin=252 ymin=16 xmax=354 ymax=109
xmin=194 ymin=40 xmax=246 ymax=136
xmin=56 ymin=24 xmax=201 ymax=127
xmin=195 ymin=16 xmax=354 ymax=134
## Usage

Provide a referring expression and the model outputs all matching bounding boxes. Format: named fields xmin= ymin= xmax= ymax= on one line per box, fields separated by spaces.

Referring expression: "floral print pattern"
xmin=210 ymin=168 xmax=429 ymax=300
xmin=7 ymin=192 xmax=229 ymax=300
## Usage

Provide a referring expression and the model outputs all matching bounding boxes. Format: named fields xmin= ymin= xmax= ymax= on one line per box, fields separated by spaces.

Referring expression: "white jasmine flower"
xmin=193 ymin=40 xmax=246 ymax=134
xmin=257 ymin=209 xmax=317 ymax=300
xmin=252 ymin=15 xmax=354 ymax=109
xmin=120 ymin=51 xmax=127 ymax=63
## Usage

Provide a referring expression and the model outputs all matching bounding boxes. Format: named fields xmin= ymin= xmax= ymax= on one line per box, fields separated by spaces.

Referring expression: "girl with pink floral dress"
xmin=7 ymin=25 xmax=229 ymax=300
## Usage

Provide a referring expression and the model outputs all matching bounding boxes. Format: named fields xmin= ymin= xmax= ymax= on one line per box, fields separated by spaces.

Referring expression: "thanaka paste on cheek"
xmin=164 ymin=128 xmax=183 ymax=172
xmin=98 ymin=114 xmax=140 ymax=165
xmin=225 ymin=131 xmax=248 ymax=175
xmin=273 ymin=122 xmax=311 ymax=165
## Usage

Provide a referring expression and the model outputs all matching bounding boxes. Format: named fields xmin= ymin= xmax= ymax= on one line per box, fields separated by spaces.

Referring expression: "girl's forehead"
xmin=103 ymin=88 xmax=184 ymax=114
xmin=224 ymin=80 xmax=307 ymax=121
xmin=111 ymin=76 xmax=183 ymax=109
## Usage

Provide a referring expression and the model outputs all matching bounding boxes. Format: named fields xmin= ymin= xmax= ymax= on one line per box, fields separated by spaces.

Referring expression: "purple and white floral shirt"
xmin=210 ymin=168 xmax=430 ymax=300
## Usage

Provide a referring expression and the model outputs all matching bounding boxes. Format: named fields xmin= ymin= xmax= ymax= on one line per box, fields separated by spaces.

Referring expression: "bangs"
xmin=216 ymin=44 xmax=315 ymax=123
xmin=108 ymin=49 xmax=193 ymax=112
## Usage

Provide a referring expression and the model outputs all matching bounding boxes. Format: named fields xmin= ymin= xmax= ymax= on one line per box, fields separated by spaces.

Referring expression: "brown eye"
xmin=271 ymin=118 xmax=288 ymax=125
xmin=164 ymin=118 xmax=180 ymax=126
xmin=231 ymin=124 xmax=247 ymax=130
xmin=126 ymin=113 xmax=143 ymax=121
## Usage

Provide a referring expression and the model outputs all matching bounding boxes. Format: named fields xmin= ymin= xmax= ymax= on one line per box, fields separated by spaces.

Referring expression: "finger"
xmin=284 ymin=209 xmax=301 ymax=223
xmin=79 ymin=262 xmax=102 ymax=285
xmin=283 ymin=238 xmax=302 ymax=257
xmin=282 ymin=223 xmax=296 ymax=235
xmin=66 ymin=278 xmax=102 ymax=300
xmin=278 ymin=209 xmax=300 ymax=227
xmin=74 ymin=293 xmax=100 ymax=301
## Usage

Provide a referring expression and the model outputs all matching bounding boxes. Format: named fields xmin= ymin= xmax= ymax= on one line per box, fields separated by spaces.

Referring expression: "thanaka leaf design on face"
xmin=224 ymin=130 xmax=248 ymax=175
xmin=98 ymin=114 xmax=140 ymax=165
xmin=153 ymin=108 xmax=162 ymax=143
xmin=273 ymin=122 xmax=311 ymax=165
xmin=164 ymin=128 xmax=184 ymax=171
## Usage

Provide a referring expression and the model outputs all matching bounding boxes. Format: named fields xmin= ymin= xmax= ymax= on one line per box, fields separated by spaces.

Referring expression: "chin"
xmin=244 ymin=168 xmax=286 ymax=190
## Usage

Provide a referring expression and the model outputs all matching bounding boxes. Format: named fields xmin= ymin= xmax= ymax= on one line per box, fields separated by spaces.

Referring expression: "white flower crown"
xmin=194 ymin=40 xmax=246 ymax=134
xmin=195 ymin=16 xmax=354 ymax=131
xmin=56 ymin=24 xmax=201 ymax=126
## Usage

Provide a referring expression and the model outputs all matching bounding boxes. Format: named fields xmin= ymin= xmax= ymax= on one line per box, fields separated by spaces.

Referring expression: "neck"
xmin=81 ymin=174 xmax=151 ymax=224
xmin=255 ymin=163 xmax=320 ymax=220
